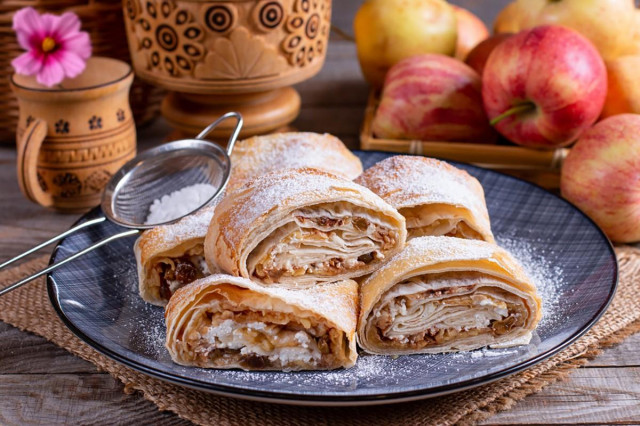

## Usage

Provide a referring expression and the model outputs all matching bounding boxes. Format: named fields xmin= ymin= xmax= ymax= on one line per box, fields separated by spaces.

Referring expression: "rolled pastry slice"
xmin=359 ymin=236 xmax=542 ymax=355
xmin=206 ymin=168 xmax=407 ymax=285
xmin=165 ymin=275 xmax=358 ymax=371
xmin=227 ymin=132 xmax=363 ymax=193
xmin=135 ymin=205 xmax=219 ymax=306
xmin=355 ymin=156 xmax=494 ymax=242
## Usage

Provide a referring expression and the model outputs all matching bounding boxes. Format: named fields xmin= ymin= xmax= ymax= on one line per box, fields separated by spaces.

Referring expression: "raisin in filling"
xmin=157 ymin=256 xmax=204 ymax=300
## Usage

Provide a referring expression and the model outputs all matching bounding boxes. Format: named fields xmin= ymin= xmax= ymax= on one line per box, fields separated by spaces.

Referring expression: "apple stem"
xmin=490 ymin=103 xmax=536 ymax=126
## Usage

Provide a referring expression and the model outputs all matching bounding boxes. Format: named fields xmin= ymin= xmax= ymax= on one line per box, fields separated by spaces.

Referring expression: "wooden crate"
xmin=360 ymin=91 xmax=568 ymax=189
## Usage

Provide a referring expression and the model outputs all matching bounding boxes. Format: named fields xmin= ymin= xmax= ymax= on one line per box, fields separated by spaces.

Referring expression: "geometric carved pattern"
xmin=137 ymin=0 xmax=205 ymax=76
xmin=194 ymin=27 xmax=288 ymax=79
xmin=40 ymin=135 xmax=134 ymax=165
xmin=88 ymin=115 xmax=102 ymax=130
xmin=204 ymin=3 xmax=237 ymax=34
xmin=282 ymin=0 xmax=330 ymax=66
xmin=125 ymin=0 xmax=141 ymax=22
xmin=52 ymin=172 xmax=82 ymax=198
xmin=37 ymin=172 xmax=48 ymax=192
xmin=55 ymin=119 xmax=69 ymax=134
xmin=252 ymin=0 xmax=284 ymax=32
xmin=84 ymin=169 xmax=113 ymax=193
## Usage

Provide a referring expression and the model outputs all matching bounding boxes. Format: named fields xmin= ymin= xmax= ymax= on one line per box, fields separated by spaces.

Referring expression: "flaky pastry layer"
xmin=165 ymin=275 xmax=358 ymax=371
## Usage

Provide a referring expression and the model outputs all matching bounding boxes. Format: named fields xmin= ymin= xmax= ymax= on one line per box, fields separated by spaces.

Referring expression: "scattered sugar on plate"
xmin=138 ymin=236 xmax=564 ymax=386
xmin=145 ymin=183 xmax=217 ymax=225
xmin=496 ymin=236 xmax=564 ymax=331
xmin=127 ymin=225 xmax=566 ymax=385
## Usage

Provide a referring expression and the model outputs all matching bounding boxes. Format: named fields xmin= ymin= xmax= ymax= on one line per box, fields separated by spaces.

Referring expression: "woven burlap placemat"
xmin=1 ymin=248 xmax=640 ymax=426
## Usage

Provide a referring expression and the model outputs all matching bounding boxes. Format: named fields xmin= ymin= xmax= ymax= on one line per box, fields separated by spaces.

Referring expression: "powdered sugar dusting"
xmin=136 ymin=304 xmax=167 ymax=358
xmin=131 ymin=163 xmax=562 ymax=384
xmin=255 ymin=279 xmax=358 ymax=333
xmin=213 ymin=168 xmax=402 ymax=250
xmin=364 ymin=236 xmax=498 ymax=287
xmin=221 ymin=168 xmax=340 ymax=234
xmin=145 ymin=183 xmax=218 ymax=225
xmin=355 ymin=156 xmax=491 ymax=233
xmin=130 ymin=235 xmax=565 ymax=389
xmin=138 ymin=202 xmax=218 ymax=254
xmin=170 ymin=274 xmax=358 ymax=339
xmin=496 ymin=236 xmax=563 ymax=331
xmin=228 ymin=133 xmax=363 ymax=192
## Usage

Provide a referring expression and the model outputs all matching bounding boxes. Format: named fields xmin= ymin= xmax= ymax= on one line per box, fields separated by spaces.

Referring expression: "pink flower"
xmin=11 ymin=7 xmax=92 ymax=87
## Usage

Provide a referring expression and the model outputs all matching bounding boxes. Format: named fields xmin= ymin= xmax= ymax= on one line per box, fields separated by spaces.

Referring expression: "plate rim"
xmin=46 ymin=153 xmax=619 ymax=406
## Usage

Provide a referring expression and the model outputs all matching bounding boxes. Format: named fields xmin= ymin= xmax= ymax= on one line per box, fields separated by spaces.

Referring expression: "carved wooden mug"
xmin=10 ymin=57 xmax=137 ymax=212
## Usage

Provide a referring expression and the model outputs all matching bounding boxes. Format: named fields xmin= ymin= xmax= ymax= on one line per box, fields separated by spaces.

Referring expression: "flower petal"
xmin=52 ymin=12 xmax=81 ymax=39
xmin=11 ymin=51 xmax=43 ymax=75
xmin=15 ymin=31 xmax=34 ymax=51
xmin=40 ymin=14 xmax=56 ymax=35
xmin=36 ymin=58 xmax=65 ymax=87
xmin=61 ymin=32 xmax=92 ymax=59
xmin=12 ymin=8 xmax=43 ymax=35
xmin=56 ymin=50 xmax=86 ymax=79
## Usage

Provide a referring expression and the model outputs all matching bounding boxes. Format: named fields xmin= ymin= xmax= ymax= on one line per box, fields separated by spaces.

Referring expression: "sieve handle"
xmin=0 ymin=217 xmax=106 ymax=271
xmin=0 ymin=227 xmax=139 ymax=297
xmin=195 ymin=111 xmax=243 ymax=156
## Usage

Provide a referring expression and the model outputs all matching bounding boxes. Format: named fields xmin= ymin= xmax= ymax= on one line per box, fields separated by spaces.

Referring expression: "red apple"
xmin=453 ymin=6 xmax=489 ymax=61
xmin=372 ymin=54 xmax=497 ymax=143
xmin=561 ymin=114 xmax=640 ymax=243
xmin=464 ymin=33 xmax=513 ymax=76
xmin=482 ymin=26 xmax=607 ymax=149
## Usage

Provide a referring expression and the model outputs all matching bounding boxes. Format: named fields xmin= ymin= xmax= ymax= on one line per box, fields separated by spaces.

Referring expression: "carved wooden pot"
xmin=11 ymin=57 xmax=136 ymax=212
xmin=123 ymin=0 xmax=332 ymax=137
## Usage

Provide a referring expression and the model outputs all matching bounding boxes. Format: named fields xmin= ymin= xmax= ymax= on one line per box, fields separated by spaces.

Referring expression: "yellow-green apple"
xmin=619 ymin=9 xmax=640 ymax=56
xmin=372 ymin=54 xmax=496 ymax=143
xmin=493 ymin=1 xmax=528 ymax=33
xmin=482 ymin=26 xmax=607 ymax=149
xmin=452 ymin=6 xmax=489 ymax=60
xmin=602 ymin=56 xmax=640 ymax=118
xmin=464 ymin=33 xmax=513 ymax=76
xmin=516 ymin=0 xmax=636 ymax=60
xmin=561 ymin=114 xmax=640 ymax=243
xmin=354 ymin=0 xmax=457 ymax=88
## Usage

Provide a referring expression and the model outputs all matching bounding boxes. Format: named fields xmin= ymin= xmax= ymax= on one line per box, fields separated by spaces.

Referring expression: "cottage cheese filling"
xmin=203 ymin=319 xmax=323 ymax=365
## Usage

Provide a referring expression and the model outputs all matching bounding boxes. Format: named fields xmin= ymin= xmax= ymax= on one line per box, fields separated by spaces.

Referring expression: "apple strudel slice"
xmin=227 ymin=132 xmax=363 ymax=193
xmin=165 ymin=275 xmax=358 ymax=371
xmin=355 ymin=156 xmax=494 ymax=242
xmin=206 ymin=168 xmax=407 ymax=285
xmin=358 ymin=236 xmax=542 ymax=355
xmin=134 ymin=206 xmax=218 ymax=306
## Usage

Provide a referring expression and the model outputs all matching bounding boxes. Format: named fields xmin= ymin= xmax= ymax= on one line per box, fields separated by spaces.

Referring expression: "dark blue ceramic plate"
xmin=47 ymin=151 xmax=617 ymax=406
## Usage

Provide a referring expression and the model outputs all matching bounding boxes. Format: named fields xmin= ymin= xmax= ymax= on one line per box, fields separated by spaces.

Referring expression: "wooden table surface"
xmin=1 ymin=1 xmax=639 ymax=424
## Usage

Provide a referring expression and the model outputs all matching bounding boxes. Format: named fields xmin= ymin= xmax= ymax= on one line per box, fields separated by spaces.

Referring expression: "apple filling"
xmin=154 ymin=245 xmax=210 ymax=301
xmin=248 ymin=202 xmax=399 ymax=283
xmin=181 ymin=308 xmax=348 ymax=371
xmin=399 ymin=204 xmax=484 ymax=240
xmin=367 ymin=272 xmax=529 ymax=350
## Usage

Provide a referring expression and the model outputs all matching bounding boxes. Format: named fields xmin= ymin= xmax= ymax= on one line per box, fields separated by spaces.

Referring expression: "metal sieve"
xmin=0 ymin=111 xmax=243 ymax=296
